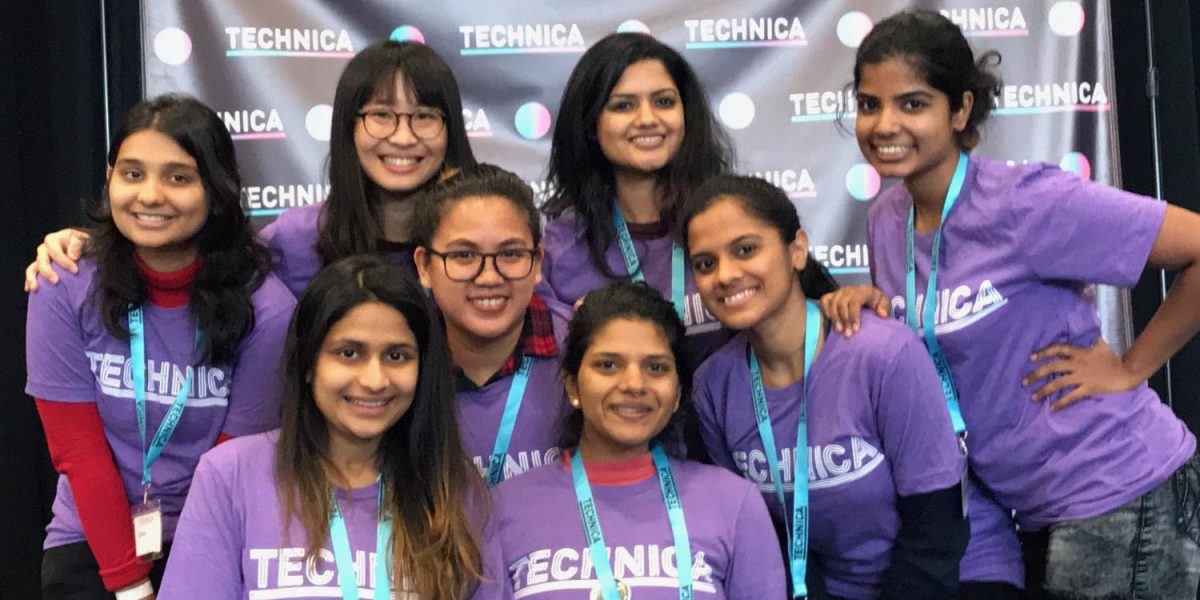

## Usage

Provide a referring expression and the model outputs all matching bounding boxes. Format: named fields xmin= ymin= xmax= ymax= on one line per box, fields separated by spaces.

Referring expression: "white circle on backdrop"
xmin=153 ymin=27 xmax=192 ymax=65
xmin=837 ymin=12 xmax=874 ymax=48
xmin=305 ymin=104 xmax=333 ymax=141
xmin=1048 ymin=1 xmax=1086 ymax=37
xmin=718 ymin=93 xmax=755 ymax=130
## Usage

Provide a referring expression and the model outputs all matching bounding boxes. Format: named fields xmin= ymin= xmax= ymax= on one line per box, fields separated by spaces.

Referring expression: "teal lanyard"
xmin=747 ymin=299 xmax=820 ymax=599
xmin=904 ymin=151 xmax=969 ymax=436
xmin=571 ymin=443 xmax=693 ymax=600
xmin=612 ymin=200 xmax=687 ymax=320
xmin=485 ymin=356 xmax=533 ymax=487
xmin=129 ymin=307 xmax=200 ymax=495
xmin=329 ymin=478 xmax=392 ymax=600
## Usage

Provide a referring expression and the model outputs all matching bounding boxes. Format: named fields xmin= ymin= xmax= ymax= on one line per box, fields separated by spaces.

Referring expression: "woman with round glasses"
xmin=26 ymin=40 xmax=478 ymax=298
xmin=413 ymin=165 xmax=568 ymax=487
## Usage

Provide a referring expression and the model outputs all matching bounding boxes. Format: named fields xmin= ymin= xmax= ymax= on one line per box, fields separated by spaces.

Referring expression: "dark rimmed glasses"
xmin=426 ymin=248 xmax=539 ymax=282
xmin=357 ymin=108 xmax=445 ymax=140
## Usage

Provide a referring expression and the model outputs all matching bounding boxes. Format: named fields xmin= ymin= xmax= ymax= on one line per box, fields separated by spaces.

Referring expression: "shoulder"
xmin=867 ymin=181 xmax=911 ymax=226
xmin=542 ymin=211 xmax=586 ymax=246
xmin=29 ymin=259 xmax=98 ymax=314
xmin=694 ymin=332 xmax=748 ymax=383
xmin=250 ymin=273 xmax=298 ymax=315
xmin=260 ymin=204 xmax=323 ymax=247
xmin=673 ymin=459 xmax=760 ymax=504
xmin=196 ymin=430 xmax=279 ymax=482
xmin=820 ymin=311 xmax=921 ymax=375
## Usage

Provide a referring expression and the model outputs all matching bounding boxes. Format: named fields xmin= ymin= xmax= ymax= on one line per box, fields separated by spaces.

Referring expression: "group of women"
xmin=23 ymin=9 xmax=1200 ymax=600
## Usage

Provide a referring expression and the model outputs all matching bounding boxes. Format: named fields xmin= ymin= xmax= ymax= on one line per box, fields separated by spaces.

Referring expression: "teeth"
xmin=471 ymin=298 xmax=505 ymax=308
xmin=350 ymin=398 xmax=388 ymax=408
xmin=613 ymin=406 xmax=650 ymax=416
xmin=135 ymin=214 xmax=169 ymax=222
xmin=876 ymin=145 xmax=912 ymax=155
xmin=632 ymin=135 xmax=664 ymax=144
xmin=382 ymin=157 xmax=419 ymax=165
xmin=723 ymin=288 xmax=757 ymax=305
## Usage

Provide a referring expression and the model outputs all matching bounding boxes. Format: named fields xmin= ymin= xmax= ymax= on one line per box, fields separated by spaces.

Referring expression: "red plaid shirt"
xmin=456 ymin=293 xmax=559 ymax=391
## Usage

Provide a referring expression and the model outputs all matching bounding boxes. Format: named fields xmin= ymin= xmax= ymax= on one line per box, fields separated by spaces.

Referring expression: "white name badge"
xmin=131 ymin=499 xmax=163 ymax=561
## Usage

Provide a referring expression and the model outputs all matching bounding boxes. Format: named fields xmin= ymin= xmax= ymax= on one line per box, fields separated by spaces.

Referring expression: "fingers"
xmin=24 ymin=262 xmax=38 ymax=292
xmin=1030 ymin=375 xmax=1075 ymax=402
xmin=1022 ymin=359 xmax=1068 ymax=386
xmin=1029 ymin=343 xmax=1080 ymax=362
xmin=44 ymin=231 xmax=80 ymax=274
xmin=873 ymin=292 xmax=892 ymax=318
xmin=34 ymin=244 xmax=59 ymax=285
xmin=67 ymin=232 xmax=85 ymax=261
xmin=1050 ymin=387 xmax=1091 ymax=411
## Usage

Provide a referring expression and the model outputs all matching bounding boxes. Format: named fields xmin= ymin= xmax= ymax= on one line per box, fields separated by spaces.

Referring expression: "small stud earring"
xmin=570 ymin=398 xmax=580 ymax=408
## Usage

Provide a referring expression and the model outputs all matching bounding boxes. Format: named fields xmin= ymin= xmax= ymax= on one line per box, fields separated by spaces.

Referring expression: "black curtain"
xmin=0 ymin=1 xmax=140 ymax=598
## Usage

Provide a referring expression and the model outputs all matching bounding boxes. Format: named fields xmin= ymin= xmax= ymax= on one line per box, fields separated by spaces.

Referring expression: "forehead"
xmin=688 ymin=197 xmax=773 ymax=249
xmin=856 ymin=56 xmax=934 ymax=94
xmin=366 ymin=70 xmax=419 ymax=105
xmin=587 ymin=317 xmax=672 ymax=355
xmin=611 ymin=59 xmax=678 ymax=93
xmin=433 ymin=195 xmax=533 ymax=241
xmin=324 ymin=301 xmax=416 ymax=344
xmin=115 ymin=129 xmax=197 ymax=166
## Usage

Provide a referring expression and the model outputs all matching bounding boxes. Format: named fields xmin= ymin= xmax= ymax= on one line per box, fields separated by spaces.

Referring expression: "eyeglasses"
xmin=356 ymin=108 xmax=445 ymax=140
xmin=426 ymin=248 xmax=539 ymax=282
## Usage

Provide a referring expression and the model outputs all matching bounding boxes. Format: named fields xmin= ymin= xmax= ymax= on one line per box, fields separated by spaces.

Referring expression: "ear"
xmin=672 ymin=387 xmax=682 ymax=414
xmin=952 ymin=90 xmax=974 ymax=133
xmin=563 ymin=375 xmax=580 ymax=408
xmin=532 ymin=243 xmax=545 ymax=286
xmin=105 ymin=165 xmax=113 ymax=181
xmin=413 ymin=246 xmax=434 ymax=289
xmin=790 ymin=228 xmax=810 ymax=272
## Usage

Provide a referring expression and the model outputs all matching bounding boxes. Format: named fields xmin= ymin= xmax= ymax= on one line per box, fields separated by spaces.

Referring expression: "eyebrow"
xmin=443 ymin=237 xmax=532 ymax=249
xmin=608 ymin=88 xmax=679 ymax=99
xmin=113 ymin=158 xmax=198 ymax=170
xmin=590 ymin=351 xmax=675 ymax=361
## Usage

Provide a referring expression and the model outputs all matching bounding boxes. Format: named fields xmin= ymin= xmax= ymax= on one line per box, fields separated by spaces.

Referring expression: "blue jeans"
xmin=1035 ymin=455 xmax=1200 ymax=599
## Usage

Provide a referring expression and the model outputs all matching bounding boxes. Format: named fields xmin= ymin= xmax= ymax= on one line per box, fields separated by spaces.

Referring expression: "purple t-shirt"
xmin=458 ymin=353 xmax=568 ymax=482
xmin=26 ymin=261 xmax=295 ymax=548
xmin=159 ymin=431 xmax=510 ymax=599
xmin=260 ymin=203 xmax=417 ymax=298
xmin=492 ymin=456 xmax=785 ymax=599
xmin=537 ymin=212 xmax=731 ymax=369
xmin=693 ymin=315 xmax=963 ymax=599
xmin=867 ymin=157 xmax=1195 ymax=529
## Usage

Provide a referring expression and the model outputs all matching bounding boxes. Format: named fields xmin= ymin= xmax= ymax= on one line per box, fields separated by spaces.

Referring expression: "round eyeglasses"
xmin=357 ymin=108 xmax=445 ymax=140
xmin=426 ymin=248 xmax=539 ymax=282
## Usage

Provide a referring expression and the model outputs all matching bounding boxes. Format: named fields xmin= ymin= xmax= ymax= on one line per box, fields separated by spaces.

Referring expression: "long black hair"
xmin=559 ymin=281 xmax=692 ymax=456
xmin=317 ymin=41 xmax=477 ymax=264
xmin=275 ymin=255 xmax=483 ymax=598
xmin=854 ymin=10 xmax=1002 ymax=151
xmin=86 ymin=94 xmax=272 ymax=364
xmin=681 ymin=174 xmax=839 ymax=299
xmin=542 ymin=33 xmax=733 ymax=277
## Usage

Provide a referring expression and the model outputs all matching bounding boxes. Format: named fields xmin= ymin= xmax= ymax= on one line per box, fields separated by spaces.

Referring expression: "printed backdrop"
xmin=140 ymin=1 xmax=1132 ymax=346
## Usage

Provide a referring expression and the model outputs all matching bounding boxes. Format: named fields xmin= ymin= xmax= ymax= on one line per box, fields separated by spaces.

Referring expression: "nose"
xmin=387 ymin=115 xmax=419 ymax=145
xmin=618 ymin=363 xmax=646 ymax=393
xmin=136 ymin=175 xmax=164 ymax=205
xmin=357 ymin=356 xmax=389 ymax=391
xmin=873 ymin=104 xmax=900 ymax=136
xmin=633 ymin=100 xmax=656 ymax=126
xmin=472 ymin=254 xmax=505 ymax=285
xmin=715 ymin=254 xmax=741 ymax=286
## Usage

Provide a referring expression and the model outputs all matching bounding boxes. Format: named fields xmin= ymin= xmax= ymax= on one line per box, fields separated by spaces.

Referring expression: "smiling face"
xmin=311 ymin=301 xmax=419 ymax=454
xmin=687 ymin=197 xmax=808 ymax=332
xmin=596 ymin=59 xmax=685 ymax=176
xmin=107 ymin=129 xmax=209 ymax=271
xmin=415 ymin=195 xmax=542 ymax=346
xmin=567 ymin=317 xmax=680 ymax=461
xmin=854 ymin=57 xmax=971 ymax=189
xmin=355 ymin=71 xmax=448 ymax=197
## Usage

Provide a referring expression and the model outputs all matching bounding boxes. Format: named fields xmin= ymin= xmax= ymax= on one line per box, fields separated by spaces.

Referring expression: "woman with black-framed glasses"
xmin=412 ymin=164 xmax=569 ymax=487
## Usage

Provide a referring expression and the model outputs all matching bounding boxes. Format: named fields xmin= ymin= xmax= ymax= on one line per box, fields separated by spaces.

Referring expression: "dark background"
xmin=1 ymin=2 xmax=1198 ymax=597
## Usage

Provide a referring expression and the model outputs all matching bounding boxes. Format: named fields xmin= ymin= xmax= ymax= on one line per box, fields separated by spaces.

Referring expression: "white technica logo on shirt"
xmin=733 ymin=437 xmax=886 ymax=493
xmin=86 ymin=351 xmax=229 ymax=407
xmin=509 ymin=545 xmax=716 ymax=598
xmin=890 ymin=279 xmax=1008 ymax=334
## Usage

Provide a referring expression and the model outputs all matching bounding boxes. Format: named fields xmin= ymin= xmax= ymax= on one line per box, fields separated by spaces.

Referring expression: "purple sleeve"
xmin=158 ymin=452 xmax=243 ymax=600
xmin=25 ymin=268 xmax=94 ymax=402
xmin=724 ymin=482 xmax=786 ymax=599
xmin=1012 ymin=166 xmax=1166 ymax=286
xmin=874 ymin=334 xmax=962 ymax=496
xmin=534 ymin=219 xmax=578 ymax=325
xmin=691 ymin=369 xmax=738 ymax=473
xmin=220 ymin=283 xmax=294 ymax=436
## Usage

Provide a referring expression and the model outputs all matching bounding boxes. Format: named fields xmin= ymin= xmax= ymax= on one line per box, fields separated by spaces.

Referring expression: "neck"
xmin=746 ymin=286 xmax=815 ymax=388
xmin=377 ymin=196 xmax=416 ymax=243
xmin=325 ymin=433 xmax=381 ymax=489
xmin=446 ymin=317 xmax=524 ymax=387
xmin=134 ymin=246 xmax=197 ymax=273
xmin=905 ymin=152 xmax=963 ymax=234
xmin=577 ymin=430 xmax=651 ymax=463
xmin=613 ymin=171 xmax=662 ymax=224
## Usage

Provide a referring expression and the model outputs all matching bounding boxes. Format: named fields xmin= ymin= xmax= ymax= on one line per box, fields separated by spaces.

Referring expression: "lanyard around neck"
xmin=485 ymin=356 xmax=533 ymax=487
xmin=747 ymin=298 xmax=820 ymax=599
xmin=904 ymin=151 xmax=969 ymax=435
xmin=612 ymin=200 xmax=687 ymax=320
xmin=128 ymin=306 xmax=201 ymax=494
xmin=329 ymin=478 xmax=392 ymax=600
xmin=570 ymin=443 xmax=693 ymax=600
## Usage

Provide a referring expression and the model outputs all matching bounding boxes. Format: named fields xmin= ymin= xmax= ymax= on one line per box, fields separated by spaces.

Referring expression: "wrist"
xmin=115 ymin=578 xmax=153 ymax=600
